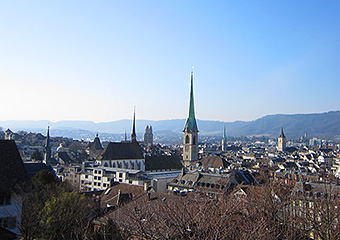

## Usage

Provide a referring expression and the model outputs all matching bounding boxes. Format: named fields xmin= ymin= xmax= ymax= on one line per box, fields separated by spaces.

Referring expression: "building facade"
xmin=0 ymin=140 xmax=30 ymax=238
xmin=80 ymin=165 xmax=146 ymax=191
xmin=95 ymin=142 xmax=145 ymax=171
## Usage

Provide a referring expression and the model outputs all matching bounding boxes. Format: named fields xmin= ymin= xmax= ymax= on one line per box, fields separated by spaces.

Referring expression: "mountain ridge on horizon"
xmin=1 ymin=110 xmax=339 ymax=125
xmin=1 ymin=110 xmax=340 ymax=140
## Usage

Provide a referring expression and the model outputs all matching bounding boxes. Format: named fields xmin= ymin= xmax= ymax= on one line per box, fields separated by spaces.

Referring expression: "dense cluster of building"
xmin=1 ymin=70 xmax=340 ymax=239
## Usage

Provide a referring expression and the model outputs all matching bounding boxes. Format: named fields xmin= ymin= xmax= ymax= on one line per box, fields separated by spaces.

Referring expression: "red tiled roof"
xmin=200 ymin=156 xmax=228 ymax=168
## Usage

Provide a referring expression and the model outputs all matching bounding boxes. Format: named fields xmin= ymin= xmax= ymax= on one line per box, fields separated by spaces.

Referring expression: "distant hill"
xmin=229 ymin=111 xmax=340 ymax=139
xmin=1 ymin=111 xmax=340 ymax=140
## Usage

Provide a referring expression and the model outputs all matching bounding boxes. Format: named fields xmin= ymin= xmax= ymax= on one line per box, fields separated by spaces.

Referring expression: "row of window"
xmin=85 ymin=173 xmax=122 ymax=179
xmin=196 ymin=182 xmax=224 ymax=189
xmin=93 ymin=182 xmax=110 ymax=187
xmin=102 ymin=161 xmax=144 ymax=169
xmin=85 ymin=181 xmax=111 ymax=188
xmin=172 ymin=179 xmax=225 ymax=189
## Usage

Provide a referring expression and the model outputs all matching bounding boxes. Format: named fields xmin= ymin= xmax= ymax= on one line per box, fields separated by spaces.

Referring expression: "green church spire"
xmin=223 ymin=125 xmax=227 ymax=140
xmin=184 ymin=70 xmax=198 ymax=132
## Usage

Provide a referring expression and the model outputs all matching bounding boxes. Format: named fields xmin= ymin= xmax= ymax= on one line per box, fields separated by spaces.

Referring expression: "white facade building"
xmin=80 ymin=166 xmax=147 ymax=191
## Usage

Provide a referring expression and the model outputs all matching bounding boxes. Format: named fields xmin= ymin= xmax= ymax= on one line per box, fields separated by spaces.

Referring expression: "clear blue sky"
xmin=0 ymin=1 xmax=339 ymax=122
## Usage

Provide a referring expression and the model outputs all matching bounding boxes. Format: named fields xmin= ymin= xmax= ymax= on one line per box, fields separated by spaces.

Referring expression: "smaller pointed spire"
xmin=44 ymin=125 xmax=51 ymax=165
xmin=131 ymin=107 xmax=137 ymax=142
xmin=279 ymin=127 xmax=286 ymax=138
xmin=46 ymin=125 xmax=50 ymax=141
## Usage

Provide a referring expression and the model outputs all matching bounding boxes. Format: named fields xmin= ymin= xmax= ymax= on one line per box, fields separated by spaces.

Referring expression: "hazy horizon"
xmin=0 ymin=109 xmax=339 ymax=124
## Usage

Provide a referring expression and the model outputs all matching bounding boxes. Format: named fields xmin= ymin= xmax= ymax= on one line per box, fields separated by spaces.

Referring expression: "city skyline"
xmin=0 ymin=1 xmax=339 ymax=122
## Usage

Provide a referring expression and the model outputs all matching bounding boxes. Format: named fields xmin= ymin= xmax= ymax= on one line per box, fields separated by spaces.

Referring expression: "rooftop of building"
xmin=0 ymin=140 xmax=30 ymax=192
xmin=97 ymin=141 xmax=144 ymax=160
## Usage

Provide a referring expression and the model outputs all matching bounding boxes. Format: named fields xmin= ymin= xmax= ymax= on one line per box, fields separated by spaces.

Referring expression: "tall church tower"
xmin=44 ymin=126 xmax=52 ymax=165
xmin=183 ymin=70 xmax=199 ymax=168
xmin=131 ymin=108 xmax=137 ymax=143
xmin=277 ymin=127 xmax=286 ymax=152
xmin=144 ymin=125 xmax=153 ymax=145
xmin=222 ymin=125 xmax=227 ymax=152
